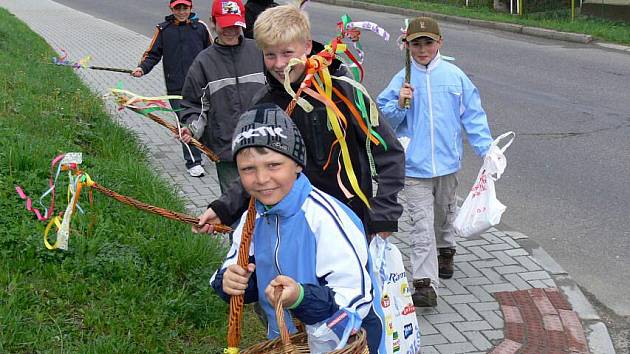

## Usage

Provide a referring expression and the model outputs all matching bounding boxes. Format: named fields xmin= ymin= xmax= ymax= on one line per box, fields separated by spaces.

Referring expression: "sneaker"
xmin=438 ymin=248 xmax=456 ymax=279
xmin=411 ymin=278 xmax=437 ymax=307
xmin=187 ymin=165 xmax=205 ymax=177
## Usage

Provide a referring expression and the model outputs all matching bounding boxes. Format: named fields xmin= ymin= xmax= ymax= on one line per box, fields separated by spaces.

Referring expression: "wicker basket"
xmin=242 ymin=290 xmax=369 ymax=354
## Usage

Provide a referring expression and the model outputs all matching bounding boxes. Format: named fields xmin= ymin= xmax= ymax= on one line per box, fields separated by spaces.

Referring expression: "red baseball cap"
xmin=212 ymin=0 xmax=246 ymax=29
xmin=170 ymin=0 xmax=192 ymax=7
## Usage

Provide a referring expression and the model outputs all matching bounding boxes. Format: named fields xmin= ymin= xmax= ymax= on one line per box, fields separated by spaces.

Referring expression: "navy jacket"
xmin=138 ymin=13 xmax=211 ymax=95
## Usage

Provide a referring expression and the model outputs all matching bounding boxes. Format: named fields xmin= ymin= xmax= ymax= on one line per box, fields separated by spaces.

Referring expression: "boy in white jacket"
xmin=209 ymin=104 xmax=385 ymax=353
xmin=377 ymin=17 xmax=493 ymax=307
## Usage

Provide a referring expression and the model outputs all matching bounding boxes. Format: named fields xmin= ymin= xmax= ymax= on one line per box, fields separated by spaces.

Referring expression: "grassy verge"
xmin=360 ymin=0 xmax=630 ymax=45
xmin=0 ymin=8 xmax=264 ymax=352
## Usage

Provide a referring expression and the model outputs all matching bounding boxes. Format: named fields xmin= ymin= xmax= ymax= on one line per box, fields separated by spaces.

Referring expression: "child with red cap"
xmin=178 ymin=0 xmax=266 ymax=193
xmin=132 ymin=0 xmax=212 ymax=178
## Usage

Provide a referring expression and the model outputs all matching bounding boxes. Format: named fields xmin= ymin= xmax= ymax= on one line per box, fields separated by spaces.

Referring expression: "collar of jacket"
xmin=213 ymin=35 xmax=244 ymax=49
xmin=254 ymin=173 xmax=312 ymax=218
xmin=411 ymin=51 xmax=442 ymax=73
xmin=164 ymin=13 xmax=197 ymax=25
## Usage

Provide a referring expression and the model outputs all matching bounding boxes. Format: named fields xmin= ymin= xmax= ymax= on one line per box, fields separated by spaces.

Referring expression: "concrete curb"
xmin=313 ymin=0 xmax=594 ymax=43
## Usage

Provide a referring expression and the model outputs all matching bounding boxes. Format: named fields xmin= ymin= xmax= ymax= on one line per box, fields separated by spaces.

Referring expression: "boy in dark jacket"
xmin=194 ymin=5 xmax=405 ymax=245
xmin=132 ymin=0 xmax=212 ymax=177
xmin=178 ymin=0 xmax=266 ymax=192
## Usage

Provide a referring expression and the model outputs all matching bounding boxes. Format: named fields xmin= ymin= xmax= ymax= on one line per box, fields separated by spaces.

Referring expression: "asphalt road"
xmin=52 ymin=0 xmax=630 ymax=317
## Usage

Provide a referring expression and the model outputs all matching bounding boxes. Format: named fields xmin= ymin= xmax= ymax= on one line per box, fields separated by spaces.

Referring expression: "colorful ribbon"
xmin=52 ymin=48 xmax=92 ymax=69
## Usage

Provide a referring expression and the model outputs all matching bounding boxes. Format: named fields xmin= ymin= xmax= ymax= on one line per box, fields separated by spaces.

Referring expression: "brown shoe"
xmin=412 ymin=278 xmax=437 ymax=307
xmin=438 ymin=248 xmax=456 ymax=279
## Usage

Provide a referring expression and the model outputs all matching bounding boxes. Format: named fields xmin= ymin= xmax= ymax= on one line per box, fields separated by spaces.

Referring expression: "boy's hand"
xmin=265 ymin=275 xmax=300 ymax=308
xmin=178 ymin=127 xmax=193 ymax=143
xmin=192 ymin=207 xmax=222 ymax=234
xmin=223 ymin=263 xmax=256 ymax=295
xmin=398 ymin=83 xmax=414 ymax=108
xmin=131 ymin=67 xmax=144 ymax=77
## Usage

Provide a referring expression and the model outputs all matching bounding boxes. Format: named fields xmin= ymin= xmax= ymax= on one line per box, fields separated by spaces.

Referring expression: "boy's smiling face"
xmin=263 ymin=40 xmax=312 ymax=84
xmin=407 ymin=37 xmax=442 ymax=66
xmin=236 ymin=147 xmax=302 ymax=206
xmin=171 ymin=4 xmax=192 ymax=22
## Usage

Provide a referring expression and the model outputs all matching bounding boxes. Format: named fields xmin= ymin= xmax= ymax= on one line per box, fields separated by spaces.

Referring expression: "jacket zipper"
xmin=231 ymin=47 xmax=243 ymax=110
xmin=426 ymin=70 xmax=437 ymax=176
xmin=272 ymin=215 xmax=282 ymax=275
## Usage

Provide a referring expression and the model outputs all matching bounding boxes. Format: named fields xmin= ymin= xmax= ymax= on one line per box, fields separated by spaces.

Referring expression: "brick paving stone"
xmin=503 ymin=273 xmax=532 ymax=290
xmin=443 ymin=294 xmax=480 ymax=305
xmin=544 ymin=288 xmax=573 ymax=310
xmin=458 ymin=276 xmax=494 ymax=286
xmin=463 ymin=331 xmax=494 ymax=351
xmin=504 ymin=322 xmax=525 ymax=342
xmin=501 ymin=305 xmax=523 ymax=324
xmin=459 ymin=239 xmax=490 ymax=247
xmin=452 ymin=303 xmax=483 ymax=321
xmin=482 ymin=329 xmax=504 ymax=341
xmin=482 ymin=243 xmax=514 ymax=252
xmin=514 ymin=255 xmax=543 ymax=271
xmin=528 ymin=280 xmax=550 ymax=288
xmin=559 ymin=309 xmax=589 ymax=352
xmin=469 ymin=301 xmax=500 ymax=312
xmin=504 ymin=248 xmax=528 ymax=257
xmin=479 ymin=310 xmax=504 ymax=329
xmin=419 ymin=346 xmax=439 ymax=354
xmin=456 ymin=262 xmax=484 ymax=278
xmin=470 ymin=259 xmax=505 ymax=269
xmin=488 ymin=339 xmax=522 ymax=354
xmin=479 ymin=267 xmax=504 ymax=283
xmin=520 ymin=270 xmax=550 ymax=281
xmin=542 ymin=314 xmax=563 ymax=331
xmin=434 ymin=342 xmax=478 ymax=353
xmin=494 ymin=265 xmax=528 ymax=275
xmin=483 ymin=283 xmax=518 ymax=293
xmin=424 ymin=312 xmax=465 ymax=325
xmin=490 ymin=251 xmax=519 ymax=265
xmin=421 ymin=334 xmax=449 ymax=346
xmin=501 ymin=236 xmax=521 ymax=249
xmin=480 ymin=233 xmax=504 ymax=244
xmin=434 ymin=299 xmax=457 ymax=314
xmin=434 ymin=323 xmax=467 ymax=343
xmin=441 ymin=278 xmax=470 ymax=295
xmin=454 ymin=253 xmax=480 ymax=262
xmin=467 ymin=285 xmax=495 ymax=302
xmin=468 ymin=246 xmax=493 ymax=260
xmin=417 ymin=314 xmax=439 ymax=335
xmin=453 ymin=320 xmax=492 ymax=332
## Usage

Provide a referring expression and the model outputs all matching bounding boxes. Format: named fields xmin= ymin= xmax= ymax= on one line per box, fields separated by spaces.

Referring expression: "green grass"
xmin=362 ymin=0 xmax=630 ymax=45
xmin=0 ymin=8 xmax=264 ymax=353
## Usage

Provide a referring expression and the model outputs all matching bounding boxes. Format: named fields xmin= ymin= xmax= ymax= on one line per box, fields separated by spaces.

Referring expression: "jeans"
xmin=170 ymin=99 xmax=202 ymax=169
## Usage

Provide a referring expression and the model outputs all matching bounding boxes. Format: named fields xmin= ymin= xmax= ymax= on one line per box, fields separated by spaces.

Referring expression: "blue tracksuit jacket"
xmin=211 ymin=173 xmax=385 ymax=353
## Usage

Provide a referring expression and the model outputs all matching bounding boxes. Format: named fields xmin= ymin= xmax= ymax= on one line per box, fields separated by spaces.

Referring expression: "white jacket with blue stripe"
xmin=211 ymin=173 xmax=384 ymax=353
xmin=377 ymin=53 xmax=493 ymax=178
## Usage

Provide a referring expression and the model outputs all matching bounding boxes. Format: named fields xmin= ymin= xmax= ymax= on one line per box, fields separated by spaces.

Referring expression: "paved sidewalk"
xmin=3 ymin=1 xmax=616 ymax=352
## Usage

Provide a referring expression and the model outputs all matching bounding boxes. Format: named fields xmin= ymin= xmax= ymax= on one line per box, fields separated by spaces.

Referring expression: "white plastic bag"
xmin=454 ymin=132 xmax=515 ymax=239
xmin=369 ymin=236 xmax=421 ymax=354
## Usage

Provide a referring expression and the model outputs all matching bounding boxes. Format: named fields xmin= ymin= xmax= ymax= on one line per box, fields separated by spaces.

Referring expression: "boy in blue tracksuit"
xmin=377 ymin=17 xmax=493 ymax=307
xmin=132 ymin=0 xmax=212 ymax=177
xmin=209 ymin=104 xmax=385 ymax=354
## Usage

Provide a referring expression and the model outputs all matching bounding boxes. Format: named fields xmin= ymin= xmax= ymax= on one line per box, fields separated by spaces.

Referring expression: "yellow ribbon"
xmin=224 ymin=348 xmax=239 ymax=354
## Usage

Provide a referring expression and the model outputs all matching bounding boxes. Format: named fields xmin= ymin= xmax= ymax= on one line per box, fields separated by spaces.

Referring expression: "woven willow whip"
xmin=112 ymin=92 xmax=220 ymax=162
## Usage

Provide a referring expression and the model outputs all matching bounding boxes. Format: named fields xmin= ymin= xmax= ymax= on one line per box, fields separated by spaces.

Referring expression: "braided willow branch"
xmin=91 ymin=183 xmax=231 ymax=234
xmin=115 ymin=94 xmax=220 ymax=162
xmin=404 ymin=47 xmax=411 ymax=109
xmin=227 ymin=197 xmax=256 ymax=350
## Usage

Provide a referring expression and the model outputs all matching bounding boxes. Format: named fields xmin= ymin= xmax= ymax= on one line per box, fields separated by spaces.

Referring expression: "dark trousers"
xmin=170 ymin=99 xmax=202 ymax=169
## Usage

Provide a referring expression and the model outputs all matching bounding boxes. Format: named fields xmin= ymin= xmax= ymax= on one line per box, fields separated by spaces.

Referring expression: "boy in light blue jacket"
xmin=377 ymin=17 xmax=493 ymax=307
